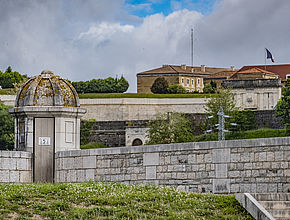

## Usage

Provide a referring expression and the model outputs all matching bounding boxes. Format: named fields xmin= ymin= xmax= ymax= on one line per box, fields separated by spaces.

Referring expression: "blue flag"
xmin=266 ymin=48 xmax=275 ymax=62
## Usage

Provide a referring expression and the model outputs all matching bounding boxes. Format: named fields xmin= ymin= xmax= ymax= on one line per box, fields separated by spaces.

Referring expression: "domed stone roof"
xmin=15 ymin=70 xmax=80 ymax=107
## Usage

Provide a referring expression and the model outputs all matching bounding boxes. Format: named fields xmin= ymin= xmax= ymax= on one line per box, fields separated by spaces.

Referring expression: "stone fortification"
xmin=0 ymin=151 xmax=32 ymax=183
xmin=80 ymin=98 xmax=207 ymax=121
xmin=55 ymin=137 xmax=290 ymax=194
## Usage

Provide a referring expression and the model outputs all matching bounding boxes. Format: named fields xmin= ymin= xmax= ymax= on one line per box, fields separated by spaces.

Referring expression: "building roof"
xmin=15 ymin=70 xmax=80 ymax=107
xmin=239 ymin=64 xmax=290 ymax=80
xmin=137 ymin=65 xmax=234 ymax=76
xmin=204 ymin=70 xmax=236 ymax=79
xmin=230 ymin=67 xmax=279 ymax=79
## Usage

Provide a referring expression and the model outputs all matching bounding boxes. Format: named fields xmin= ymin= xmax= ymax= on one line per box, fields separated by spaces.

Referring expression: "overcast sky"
xmin=0 ymin=0 xmax=290 ymax=92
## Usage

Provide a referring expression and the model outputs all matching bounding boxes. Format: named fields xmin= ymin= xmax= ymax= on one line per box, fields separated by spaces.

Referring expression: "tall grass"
xmin=0 ymin=182 xmax=253 ymax=219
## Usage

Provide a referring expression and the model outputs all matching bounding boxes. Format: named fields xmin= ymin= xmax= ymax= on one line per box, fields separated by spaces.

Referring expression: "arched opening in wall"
xmin=132 ymin=138 xmax=143 ymax=146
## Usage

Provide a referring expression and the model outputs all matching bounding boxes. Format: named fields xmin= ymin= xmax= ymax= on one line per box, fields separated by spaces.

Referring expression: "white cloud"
xmin=1 ymin=0 xmax=290 ymax=92
xmin=78 ymin=22 xmax=134 ymax=46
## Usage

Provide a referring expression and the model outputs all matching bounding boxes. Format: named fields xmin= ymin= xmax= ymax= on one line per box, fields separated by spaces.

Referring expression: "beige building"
xmin=137 ymin=64 xmax=234 ymax=93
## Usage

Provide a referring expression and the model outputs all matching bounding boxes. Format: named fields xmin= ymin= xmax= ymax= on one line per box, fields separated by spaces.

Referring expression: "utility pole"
xmin=217 ymin=107 xmax=226 ymax=141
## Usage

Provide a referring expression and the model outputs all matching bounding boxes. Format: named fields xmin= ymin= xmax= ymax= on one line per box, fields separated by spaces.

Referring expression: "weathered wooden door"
xmin=34 ymin=118 xmax=54 ymax=182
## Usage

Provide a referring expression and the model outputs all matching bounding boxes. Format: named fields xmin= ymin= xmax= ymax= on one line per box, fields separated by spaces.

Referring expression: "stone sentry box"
xmin=9 ymin=70 xmax=86 ymax=182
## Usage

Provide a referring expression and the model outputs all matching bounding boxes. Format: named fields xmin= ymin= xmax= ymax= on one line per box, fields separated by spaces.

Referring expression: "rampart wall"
xmin=55 ymin=137 xmax=290 ymax=193
xmin=0 ymin=151 xmax=32 ymax=183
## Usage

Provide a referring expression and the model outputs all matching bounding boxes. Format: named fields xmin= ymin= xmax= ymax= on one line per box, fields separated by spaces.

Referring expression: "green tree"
xmin=229 ymin=110 xmax=257 ymax=133
xmin=205 ymin=88 xmax=238 ymax=126
xmin=167 ymin=84 xmax=187 ymax=94
xmin=0 ymin=102 xmax=14 ymax=150
xmin=203 ymin=81 xmax=217 ymax=94
xmin=276 ymin=79 xmax=290 ymax=134
xmin=150 ymin=77 xmax=169 ymax=94
xmin=115 ymin=76 xmax=129 ymax=93
xmin=72 ymin=76 xmax=129 ymax=93
xmin=146 ymin=112 xmax=194 ymax=145
xmin=0 ymin=66 xmax=28 ymax=89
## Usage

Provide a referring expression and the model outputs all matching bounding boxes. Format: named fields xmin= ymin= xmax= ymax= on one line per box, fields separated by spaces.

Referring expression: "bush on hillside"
xmin=150 ymin=77 xmax=169 ymax=94
xmin=167 ymin=84 xmax=187 ymax=94
xmin=72 ymin=76 xmax=129 ymax=93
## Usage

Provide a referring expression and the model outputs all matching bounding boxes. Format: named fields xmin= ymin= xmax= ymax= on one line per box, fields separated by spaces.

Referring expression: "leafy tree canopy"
xmin=0 ymin=102 xmax=14 ymax=150
xmin=72 ymin=76 xmax=129 ymax=93
xmin=150 ymin=77 xmax=169 ymax=94
xmin=146 ymin=112 xmax=194 ymax=145
xmin=276 ymin=79 xmax=290 ymax=134
xmin=167 ymin=84 xmax=187 ymax=94
xmin=203 ymin=81 xmax=217 ymax=94
xmin=205 ymin=88 xmax=238 ymax=126
xmin=0 ymin=66 xmax=28 ymax=89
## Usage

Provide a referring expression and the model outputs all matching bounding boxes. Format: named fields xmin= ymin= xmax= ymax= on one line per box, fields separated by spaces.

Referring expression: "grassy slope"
xmin=0 ymin=182 xmax=253 ymax=220
xmin=194 ymin=128 xmax=287 ymax=142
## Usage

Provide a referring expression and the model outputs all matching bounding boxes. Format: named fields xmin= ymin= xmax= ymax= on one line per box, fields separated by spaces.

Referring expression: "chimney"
xmin=230 ymin=66 xmax=235 ymax=71
xmin=181 ymin=64 xmax=186 ymax=70
xmin=201 ymin=65 xmax=205 ymax=72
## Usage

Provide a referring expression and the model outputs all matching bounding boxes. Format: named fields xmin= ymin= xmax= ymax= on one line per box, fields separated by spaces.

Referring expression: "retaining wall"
xmin=55 ymin=137 xmax=290 ymax=193
xmin=0 ymin=151 xmax=32 ymax=183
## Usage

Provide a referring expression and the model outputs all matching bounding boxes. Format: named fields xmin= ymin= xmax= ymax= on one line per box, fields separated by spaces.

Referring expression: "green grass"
xmin=0 ymin=182 xmax=253 ymax=220
xmin=0 ymin=89 xmax=16 ymax=95
xmin=78 ymin=93 xmax=214 ymax=99
xmin=80 ymin=142 xmax=107 ymax=149
xmin=194 ymin=128 xmax=288 ymax=142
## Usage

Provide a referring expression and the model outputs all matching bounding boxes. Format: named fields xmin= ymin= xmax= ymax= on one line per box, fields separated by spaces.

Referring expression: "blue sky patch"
xmin=125 ymin=0 xmax=219 ymax=17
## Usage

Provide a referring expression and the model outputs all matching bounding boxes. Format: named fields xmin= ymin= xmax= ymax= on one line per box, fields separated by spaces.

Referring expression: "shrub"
xmin=167 ymin=84 xmax=187 ymax=94
xmin=146 ymin=112 xmax=194 ymax=144
xmin=150 ymin=77 xmax=169 ymax=94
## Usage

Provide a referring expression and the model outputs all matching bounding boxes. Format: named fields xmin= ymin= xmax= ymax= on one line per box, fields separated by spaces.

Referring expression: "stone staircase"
xmin=236 ymin=193 xmax=290 ymax=220
xmin=253 ymin=194 xmax=290 ymax=220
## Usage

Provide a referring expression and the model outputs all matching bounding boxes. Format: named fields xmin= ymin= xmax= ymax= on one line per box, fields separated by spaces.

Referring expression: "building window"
xmin=186 ymin=79 xmax=190 ymax=86
xmin=197 ymin=78 xmax=200 ymax=85
xmin=181 ymin=77 xmax=184 ymax=85
xmin=286 ymin=74 xmax=290 ymax=80
xmin=191 ymin=79 xmax=194 ymax=88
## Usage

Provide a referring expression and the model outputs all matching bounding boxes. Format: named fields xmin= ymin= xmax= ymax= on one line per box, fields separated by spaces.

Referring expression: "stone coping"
xmin=55 ymin=136 xmax=290 ymax=158
xmin=9 ymin=106 xmax=86 ymax=117
xmin=0 ymin=151 xmax=32 ymax=158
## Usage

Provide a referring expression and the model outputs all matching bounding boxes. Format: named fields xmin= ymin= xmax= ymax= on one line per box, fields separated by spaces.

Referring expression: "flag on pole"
xmin=265 ymin=48 xmax=275 ymax=62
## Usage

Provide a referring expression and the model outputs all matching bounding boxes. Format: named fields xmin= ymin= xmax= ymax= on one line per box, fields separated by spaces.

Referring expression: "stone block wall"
xmin=0 ymin=151 xmax=32 ymax=183
xmin=55 ymin=137 xmax=290 ymax=193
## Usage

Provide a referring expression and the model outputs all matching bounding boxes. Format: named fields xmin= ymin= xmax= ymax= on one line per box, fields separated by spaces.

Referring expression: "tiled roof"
xmin=137 ymin=65 xmax=233 ymax=76
xmin=239 ymin=64 xmax=290 ymax=80
xmin=205 ymin=70 xmax=236 ymax=79
xmin=237 ymin=67 xmax=278 ymax=75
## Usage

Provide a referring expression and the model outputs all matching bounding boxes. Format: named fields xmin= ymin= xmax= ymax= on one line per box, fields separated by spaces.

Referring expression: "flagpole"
xmin=264 ymin=48 xmax=267 ymax=71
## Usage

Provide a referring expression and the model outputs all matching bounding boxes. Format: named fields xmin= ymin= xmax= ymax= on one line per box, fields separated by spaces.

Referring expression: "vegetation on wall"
xmin=0 ymin=66 xmax=28 ymax=89
xmin=72 ymin=76 xmax=129 ymax=93
xmin=80 ymin=121 xmax=94 ymax=146
xmin=276 ymin=79 xmax=290 ymax=135
xmin=150 ymin=77 xmax=169 ymax=94
xmin=146 ymin=112 xmax=194 ymax=144
xmin=230 ymin=110 xmax=257 ymax=133
xmin=0 ymin=102 xmax=14 ymax=150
